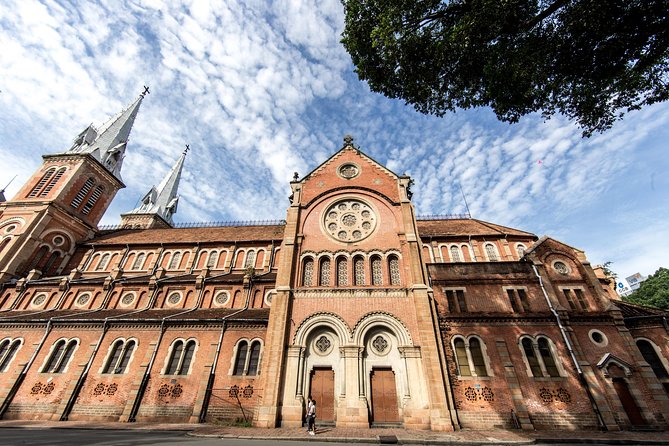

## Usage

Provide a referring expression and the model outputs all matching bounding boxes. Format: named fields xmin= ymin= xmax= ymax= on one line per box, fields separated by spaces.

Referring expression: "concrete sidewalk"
xmin=0 ymin=420 xmax=668 ymax=445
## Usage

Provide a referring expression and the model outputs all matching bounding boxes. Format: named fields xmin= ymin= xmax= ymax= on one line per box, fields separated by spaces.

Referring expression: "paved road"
xmin=0 ymin=429 xmax=357 ymax=446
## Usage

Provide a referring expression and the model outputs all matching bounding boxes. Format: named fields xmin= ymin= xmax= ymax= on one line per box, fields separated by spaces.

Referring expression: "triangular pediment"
xmin=597 ymin=353 xmax=633 ymax=377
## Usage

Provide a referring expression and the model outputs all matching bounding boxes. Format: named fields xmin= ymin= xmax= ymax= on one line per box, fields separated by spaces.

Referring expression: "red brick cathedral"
xmin=0 ymin=93 xmax=668 ymax=431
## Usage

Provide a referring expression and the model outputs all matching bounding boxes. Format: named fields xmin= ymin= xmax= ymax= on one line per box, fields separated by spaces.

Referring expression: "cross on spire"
xmin=141 ymin=85 xmax=150 ymax=97
xmin=184 ymin=144 xmax=190 ymax=155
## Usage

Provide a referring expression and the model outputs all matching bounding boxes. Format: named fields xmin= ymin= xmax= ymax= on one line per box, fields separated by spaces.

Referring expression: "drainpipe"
xmin=198 ymin=257 xmax=266 ymax=423
xmin=531 ymin=263 xmax=607 ymax=431
xmin=60 ymin=319 xmax=109 ymax=420
xmin=0 ymin=319 xmax=53 ymax=419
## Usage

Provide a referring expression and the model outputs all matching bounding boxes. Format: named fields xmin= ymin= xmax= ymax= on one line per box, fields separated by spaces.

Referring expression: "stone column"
xmin=336 ymin=346 xmax=368 ymax=428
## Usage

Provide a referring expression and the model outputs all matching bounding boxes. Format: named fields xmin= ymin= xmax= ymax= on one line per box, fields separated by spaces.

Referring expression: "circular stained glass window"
xmin=121 ymin=293 xmax=135 ymax=306
xmin=32 ymin=293 xmax=47 ymax=306
xmin=372 ymin=335 xmax=389 ymax=354
xmin=167 ymin=292 xmax=182 ymax=305
xmin=554 ymin=261 xmax=569 ymax=275
xmin=214 ymin=291 xmax=230 ymax=306
xmin=338 ymin=163 xmax=360 ymax=179
xmin=323 ymin=199 xmax=377 ymax=243
xmin=76 ymin=293 xmax=91 ymax=306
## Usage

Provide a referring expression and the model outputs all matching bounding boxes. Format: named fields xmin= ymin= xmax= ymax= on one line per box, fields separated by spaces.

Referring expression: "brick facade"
xmin=1 ymin=136 xmax=668 ymax=432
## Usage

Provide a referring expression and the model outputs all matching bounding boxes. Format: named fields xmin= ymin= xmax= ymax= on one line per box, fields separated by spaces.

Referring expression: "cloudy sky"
xmin=1 ymin=0 xmax=667 ymax=281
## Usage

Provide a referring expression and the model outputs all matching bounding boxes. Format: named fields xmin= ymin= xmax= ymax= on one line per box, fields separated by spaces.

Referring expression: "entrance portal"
xmin=370 ymin=368 xmax=400 ymax=423
xmin=612 ymin=378 xmax=646 ymax=426
xmin=310 ymin=368 xmax=335 ymax=422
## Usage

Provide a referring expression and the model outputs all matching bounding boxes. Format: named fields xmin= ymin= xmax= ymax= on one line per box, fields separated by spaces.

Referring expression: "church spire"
xmin=66 ymin=87 xmax=149 ymax=179
xmin=124 ymin=147 xmax=187 ymax=226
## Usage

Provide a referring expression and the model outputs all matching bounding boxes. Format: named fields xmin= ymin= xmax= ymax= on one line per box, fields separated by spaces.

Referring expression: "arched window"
xmin=336 ymin=257 xmax=348 ymax=286
xmin=453 ymin=336 xmax=489 ymax=377
xmin=39 ymin=167 xmax=66 ymax=197
xmin=516 ymin=244 xmax=527 ymax=257
xmin=165 ymin=339 xmax=196 ymax=375
xmin=82 ymin=185 xmax=104 ymax=215
xmin=388 ymin=255 xmax=401 ymax=286
xmin=244 ymin=250 xmax=256 ymax=268
xmin=636 ymin=339 xmax=669 ymax=378
xmin=71 ymin=178 xmax=95 ymax=209
xmin=248 ymin=341 xmax=261 ymax=375
xmin=206 ymin=251 xmax=219 ymax=269
xmin=319 ymin=258 xmax=331 ymax=286
xmin=43 ymin=252 xmax=61 ymax=275
xmin=450 ymin=246 xmax=461 ymax=262
xmin=168 ymin=252 xmax=182 ymax=270
xmin=371 ymin=256 xmax=383 ymax=286
xmin=354 ymin=256 xmax=365 ymax=286
xmin=454 ymin=338 xmax=471 ymax=376
xmin=28 ymin=168 xmax=56 ymax=198
xmin=102 ymin=339 xmax=136 ymax=374
xmin=521 ymin=336 xmax=561 ymax=377
xmin=484 ymin=243 xmax=499 ymax=261
xmin=96 ymin=253 xmax=111 ymax=271
xmin=131 ymin=253 xmax=145 ymax=270
xmin=28 ymin=246 xmax=50 ymax=272
xmin=42 ymin=339 xmax=77 ymax=373
xmin=0 ymin=338 xmax=22 ymax=372
xmin=302 ymin=258 xmax=314 ymax=286
xmin=233 ymin=341 xmax=248 ymax=375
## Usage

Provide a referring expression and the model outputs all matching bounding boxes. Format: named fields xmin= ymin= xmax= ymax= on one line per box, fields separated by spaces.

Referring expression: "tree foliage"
xmin=623 ymin=267 xmax=669 ymax=311
xmin=341 ymin=0 xmax=669 ymax=136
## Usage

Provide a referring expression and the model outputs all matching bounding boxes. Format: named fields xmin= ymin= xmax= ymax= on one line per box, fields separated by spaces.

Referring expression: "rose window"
xmin=338 ymin=163 xmax=359 ymax=179
xmin=323 ymin=199 xmax=377 ymax=242
xmin=121 ymin=293 xmax=135 ymax=305
xmin=315 ymin=335 xmax=332 ymax=353
xmin=372 ymin=335 xmax=388 ymax=353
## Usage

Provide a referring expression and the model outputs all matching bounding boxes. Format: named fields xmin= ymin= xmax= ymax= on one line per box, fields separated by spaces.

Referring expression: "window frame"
xmin=41 ymin=338 xmax=79 ymax=374
xmin=0 ymin=338 xmax=23 ymax=372
xmin=519 ymin=335 xmax=563 ymax=378
xmin=451 ymin=335 xmax=492 ymax=378
xmin=163 ymin=338 xmax=197 ymax=376
xmin=231 ymin=338 xmax=263 ymax=376
xmin=443 ymin=287 xmax=468 ymax=313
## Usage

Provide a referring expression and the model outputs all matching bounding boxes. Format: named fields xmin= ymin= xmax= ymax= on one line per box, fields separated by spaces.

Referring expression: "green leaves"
xmin=341 ymin=0 xmax=669 ymax=136
xmin=624 ymin=268 xmax=669 ymax=311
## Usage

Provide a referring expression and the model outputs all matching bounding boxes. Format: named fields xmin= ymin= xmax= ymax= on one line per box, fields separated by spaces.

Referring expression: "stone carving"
xmin=539 ymin=387 xmax=571 ymax=403
xmin=323 ymin=199 xmax=377 ymax=243
xmin=464 ymin=386 xmax=494 ymax=402
xmin=372 ymin=335 xmax=388 ymax=353
xmin=93 ymin=383 xmax=118 ymax=396
xmin=315 ymin=335 xmax=331 ymax=353
xmin=158 ymin=383 xmax=183 ymax=398
xmin=30 ymin=382 xmax=55 ymax=395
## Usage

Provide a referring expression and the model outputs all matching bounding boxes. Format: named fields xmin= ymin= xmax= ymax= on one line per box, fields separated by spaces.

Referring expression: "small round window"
xmin=553 ymin=261 xmax=569 ymax=275
xmin=371 ymin=335 xmax=390 ymax=355
xmin=76 ymin=293 xmax=91 ymax=306
xmin=4 ymin=224 xmax=17 ymax=234
xmin=589 ymin=329 xmax=608 ymax=347
xmin=32 ymin=293 xmax=47 ymax=307
xmin=52 ymin=235 xmax=65 ymax=246
xmin=214 ymin=291 xmax=230 ymax=307
xmin=264 ymin=290 xmax=276 ymax=307
xmin=121 ymin=292 xmax=136 ymax=306
xmin=338 ymin=163 xmax=360 ymax=180
xmin=167 ymin=292 xmax=182 ymax=305
xmin=313 ymin=334 xmax=333 ymax=356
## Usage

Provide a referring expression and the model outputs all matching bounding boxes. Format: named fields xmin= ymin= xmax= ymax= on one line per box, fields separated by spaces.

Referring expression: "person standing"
xmin=307 ymin=398 xmax=317 ymax=435
xmin=305 ymin=397 xmax=313 ymax=433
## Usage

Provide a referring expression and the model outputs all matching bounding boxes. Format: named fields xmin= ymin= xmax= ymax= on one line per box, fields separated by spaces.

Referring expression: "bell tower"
xmin=0 ymin=90 xmax=147 ymax=282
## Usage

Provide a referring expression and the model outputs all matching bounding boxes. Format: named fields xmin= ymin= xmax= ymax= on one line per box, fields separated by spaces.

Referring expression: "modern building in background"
xmin=0 ymin=94 xmax=668 ymax=431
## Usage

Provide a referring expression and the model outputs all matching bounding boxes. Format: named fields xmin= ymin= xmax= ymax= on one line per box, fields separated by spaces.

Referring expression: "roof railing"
xmin=416 ymin=213 xmax=471 ymax=220
xmin=98 ymin=219 xmax=287 ymax=231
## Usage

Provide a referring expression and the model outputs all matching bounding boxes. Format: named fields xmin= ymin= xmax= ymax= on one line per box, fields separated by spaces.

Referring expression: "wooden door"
xmin=370 ymin=368 xmax=400 ymax=423
xmin=612 ymin=378 xmax=646 ymax=426
xmin=310 ymin=368 xmax=335 ymax=422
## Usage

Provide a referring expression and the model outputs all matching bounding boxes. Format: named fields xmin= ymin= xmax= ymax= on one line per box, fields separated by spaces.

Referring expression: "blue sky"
xmin=1 ymin=0 xmax=667 ymax=280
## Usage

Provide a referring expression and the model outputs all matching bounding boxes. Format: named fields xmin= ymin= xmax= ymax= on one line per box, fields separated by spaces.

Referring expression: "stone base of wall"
xmin=206 ymin=405 xmax=257 ymax=423
xmin=69 ymin=404 xmax=124 ymax=421
xmin=4 ymin=403 xmax=57 ymax=420
xmin=530 ymin=412 xmax=598 ymax=430
xmin=458 ymin=411 xmax=516 ymax=429
xmin=135 ymin=405 xmax=193 ymax=423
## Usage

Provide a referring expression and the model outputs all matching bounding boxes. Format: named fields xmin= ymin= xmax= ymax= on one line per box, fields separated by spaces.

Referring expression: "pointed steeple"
xmin=67 ymin=87 xmax=148 ymax=179
xmin=124 ymin=147 xmax=187 ymax=226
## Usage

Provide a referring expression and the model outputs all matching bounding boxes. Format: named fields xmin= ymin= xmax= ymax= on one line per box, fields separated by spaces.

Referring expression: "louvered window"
xmin=71 ymin=178 xmax=95 ymax=209
xmin=28 ymin=168 xmax=56 ymax=198
xmin=82 ymin=185 xmax=104 ymax=215
xmin=39 ymin=167 xmax=66 ymax=197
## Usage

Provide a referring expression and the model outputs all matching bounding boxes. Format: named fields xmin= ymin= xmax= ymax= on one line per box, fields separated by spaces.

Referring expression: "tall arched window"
xmin=168 ymin=252 xmax=182 ymax=270
xmin=0 ymin=338 xmax=22 ymax=372
xmin=469 ymin=338 xmax=488 ymax=377
xmin=636 ymin=339 xmax=669 ymax=378
xmin=248 ymin=341 xmax=261 ymax=375
xmin=485 ymin=243 xmax=499 ymax=261
xmin=43 ymin=252 xmax=61 ymax=275
xmin=521 ymin=336 xmax=561 ymax=377
xmin=354 ymin=256 xmax=365 ymax=286
xmin=454 ymin=338 xmax=471 ymax=376
xmin=303 ymin=258 xmax=314 ymax=286
xmin=102 ymin=339 xmax=136 ymax=374
xmin=336 ymin=257 xmax=348 ymax=286
xmin=131 ymin=253 xmax=146 ymax=270
xmin=453 ymin=336 xmax=489 ymax=377
xmin=244 ymin=250 xmax=256 ymax=268
xmin=28 ymin=246 xmax=50 ymax=272
xmin=28 ymin=168 xmax=56 ymax=198
xmin=71 ymin=178 xmax=95 ymax=209
xmin=82 ymin=185 xmax=104 ymax=215
xmin=371 ymin=256 xmax=383 ymax=286
xmin=40 ymin=167 xmax=66 ymax=197
xmin=165 ymin=339 xmax=196 ymax=375
xmin=450 ymin=246 xmax=461 ymax=262
xmin=319 ymin=258 xmax=331 ymax=286
xmin=233 ymin=341 xmax=248 ymax=375
xmin=96 ymin=253 xmax=111 ymax=271
xmin=388 ymin=255 xmax=401 ymax=286
xmin=206 ymin=251 xmax=219 ymax=269
xmin=42 ymin=339 xmax=77 ymax=373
